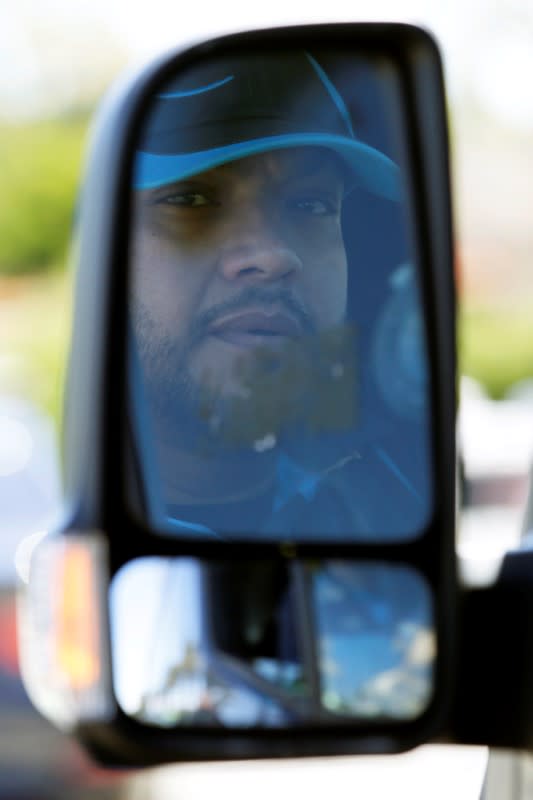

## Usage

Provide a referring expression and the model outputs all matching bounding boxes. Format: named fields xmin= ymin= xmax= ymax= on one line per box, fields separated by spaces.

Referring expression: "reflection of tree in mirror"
xmin=157 ymin=641 xmax=205 ymax=692
xmin=134 ymin=642 xmax=294 ymax=728
xmin=137 ymin=641 xmax=215 ymax=725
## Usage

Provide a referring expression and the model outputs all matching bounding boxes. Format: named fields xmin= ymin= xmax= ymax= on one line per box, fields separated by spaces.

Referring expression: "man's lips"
xmin=207 ymin=309 xmax=303 ymax=346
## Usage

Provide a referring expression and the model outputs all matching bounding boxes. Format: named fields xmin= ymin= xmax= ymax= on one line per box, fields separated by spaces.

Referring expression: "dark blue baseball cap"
xmin=133 ymin=51 xmax=399 ymax=200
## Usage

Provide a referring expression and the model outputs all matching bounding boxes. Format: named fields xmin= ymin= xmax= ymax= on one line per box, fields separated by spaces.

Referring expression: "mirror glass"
xmin=127 ymin=46 xmax=432 ymax=542
xmin=110 ymin=558 xmax=435 ymax=727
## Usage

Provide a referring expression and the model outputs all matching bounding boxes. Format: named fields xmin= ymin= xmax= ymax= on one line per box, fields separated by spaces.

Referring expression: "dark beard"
xmin=138 ymin=332 xmax=317 ymax=455
xmin=133 ymin=289 xmax=356 ymax=456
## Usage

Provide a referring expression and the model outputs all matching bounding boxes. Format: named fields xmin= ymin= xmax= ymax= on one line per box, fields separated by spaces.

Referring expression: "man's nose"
xmin=217 ymin=215 xmax=303 ymax=282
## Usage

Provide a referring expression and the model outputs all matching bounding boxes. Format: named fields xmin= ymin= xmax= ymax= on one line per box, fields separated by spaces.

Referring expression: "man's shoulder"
xmin=268 ymin=445 xmax=428 ymax=541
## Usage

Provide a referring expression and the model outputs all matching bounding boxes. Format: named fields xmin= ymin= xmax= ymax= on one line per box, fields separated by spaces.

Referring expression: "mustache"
xmin=187 ymin=287 xmax=316 ymax=347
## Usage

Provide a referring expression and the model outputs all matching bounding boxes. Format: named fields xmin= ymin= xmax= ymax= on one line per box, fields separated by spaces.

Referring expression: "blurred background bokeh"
xmin=1 ymin=0 xmax=532 ymax=796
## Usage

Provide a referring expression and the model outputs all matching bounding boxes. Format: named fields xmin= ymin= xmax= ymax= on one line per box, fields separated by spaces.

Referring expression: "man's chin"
xmin=149 ymin=373 xmax=283 ymax=454
xmin=149 ymin=324 xmax=354 ymax=450
xmin=190 ymin=335 xmax=288 ymax=389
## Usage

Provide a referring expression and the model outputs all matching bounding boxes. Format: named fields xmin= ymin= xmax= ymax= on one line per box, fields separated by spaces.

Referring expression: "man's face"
xmin=131 ymin=147 xmax=348 ymax=442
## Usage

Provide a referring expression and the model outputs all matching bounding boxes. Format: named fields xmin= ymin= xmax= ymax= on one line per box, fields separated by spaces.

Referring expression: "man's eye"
xmin=158 ymin=192 xmax=215 ymax=208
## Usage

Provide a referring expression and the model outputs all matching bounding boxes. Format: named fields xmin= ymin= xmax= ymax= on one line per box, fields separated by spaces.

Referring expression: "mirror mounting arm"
xmin=449 ymin=549 xmax=533 ymax=750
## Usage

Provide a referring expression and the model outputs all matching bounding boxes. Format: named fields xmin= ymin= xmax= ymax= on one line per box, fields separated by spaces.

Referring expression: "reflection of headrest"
xmin=134 ymin=51 xmax=399 ymax=200
xmin=371 ymin=263 xmax=428 ymax=421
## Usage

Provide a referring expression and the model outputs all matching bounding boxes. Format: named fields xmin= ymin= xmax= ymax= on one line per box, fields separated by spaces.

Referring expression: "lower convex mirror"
xmin=110 ymin=559 xmax=435 ymax=727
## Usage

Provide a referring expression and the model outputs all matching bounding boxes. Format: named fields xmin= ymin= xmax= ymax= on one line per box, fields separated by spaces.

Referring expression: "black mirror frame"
xmin=60 ymin=22 xmax=456 ymax=766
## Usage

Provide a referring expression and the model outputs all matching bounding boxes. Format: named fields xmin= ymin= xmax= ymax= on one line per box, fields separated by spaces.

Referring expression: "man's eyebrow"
xmin=141 ymin=176 xmax=216 ymax=198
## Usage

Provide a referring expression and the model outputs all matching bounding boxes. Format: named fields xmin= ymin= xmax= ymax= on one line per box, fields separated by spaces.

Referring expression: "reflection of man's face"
xmin=131 ymin=147 xmax=348 ymax=442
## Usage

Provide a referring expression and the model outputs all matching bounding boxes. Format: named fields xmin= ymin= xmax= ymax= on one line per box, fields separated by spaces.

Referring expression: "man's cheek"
xmin=327 ymin=236 xmax=348 ymax=319
xmin=333 ymin=253 xmax=349 ymax=316
xmin=309 ymin=257 xmax=348 ymax=326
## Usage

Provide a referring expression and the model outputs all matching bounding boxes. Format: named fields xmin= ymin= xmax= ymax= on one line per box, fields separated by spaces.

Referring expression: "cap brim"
xmin=133 ymin=133 xmax=400 ymax=202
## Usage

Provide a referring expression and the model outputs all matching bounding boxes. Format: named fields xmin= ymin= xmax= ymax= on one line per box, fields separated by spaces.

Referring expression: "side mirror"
xmin=18 ymin=23 xmax=458 ymax=766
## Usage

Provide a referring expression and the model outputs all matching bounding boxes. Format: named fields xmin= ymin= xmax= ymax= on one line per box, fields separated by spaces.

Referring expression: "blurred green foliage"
xmin=459 ymin=307 xmax=533 ymax=399
xmin=0 ymin=118 xmax=87 ymax=274
xmin=0 ymin=273 xmax=72 ymax=429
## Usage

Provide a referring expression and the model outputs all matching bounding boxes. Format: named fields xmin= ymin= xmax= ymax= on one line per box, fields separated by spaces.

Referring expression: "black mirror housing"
xmin=19 ymin=23 xmax=458 ymax=767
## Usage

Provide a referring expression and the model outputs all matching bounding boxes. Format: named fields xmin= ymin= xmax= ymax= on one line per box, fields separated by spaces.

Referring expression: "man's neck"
xmin=155 ymin=435 xmax=278 ymax=506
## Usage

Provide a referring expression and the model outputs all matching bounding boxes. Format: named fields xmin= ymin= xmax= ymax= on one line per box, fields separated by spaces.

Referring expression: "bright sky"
xmin=2 ymin=0 xmax=533 ymax=128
